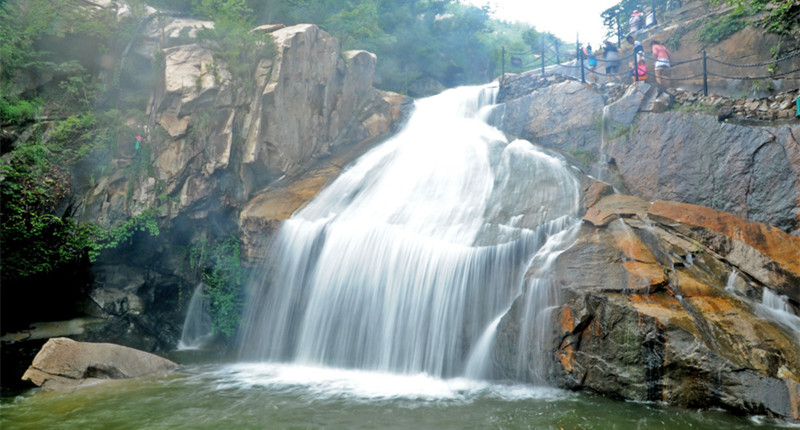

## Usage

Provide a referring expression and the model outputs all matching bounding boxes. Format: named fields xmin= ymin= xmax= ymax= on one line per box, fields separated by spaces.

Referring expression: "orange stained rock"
xmin=628 ymin=293 xmax=698 ymax=336
xmin=612 ymin=222 xmax=657 ymax=263
xmin=582 ymin=194 xmax=652 ymax=227
xmin=684 ymin=295 xmax=737 ymax=315
xmin=673 ymin=270 xmax=720 ymax=298
xmin=623 ymin=261 xmax=667 ymax=292
xmin=241 ymin=165 xmax=340 ymax=221
xmin=648 ymin=200 xmax=800 ymax=276
xmin=628 ymin=293 xmax=682 ymax=308
xmin=560 ymin=305 xmax=576 ymax=332
xmin=582 ymin=181 xmax=615 ymax=210
xmin=558 ymin=343 xmax=575 ymax=373
xmin=686 ymin=295 xmax=800 ymax=379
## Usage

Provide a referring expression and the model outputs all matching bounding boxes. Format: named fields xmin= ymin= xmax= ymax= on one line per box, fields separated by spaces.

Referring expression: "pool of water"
xmin=1 ymin=360 xmax=793 ymax=429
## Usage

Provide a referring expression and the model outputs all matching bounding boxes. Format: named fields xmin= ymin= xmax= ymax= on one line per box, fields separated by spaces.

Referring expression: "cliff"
xmin=492 ymin=75 xmax=800 ymax=421
xmin=1 ymin=0 xmax=406 ymax=389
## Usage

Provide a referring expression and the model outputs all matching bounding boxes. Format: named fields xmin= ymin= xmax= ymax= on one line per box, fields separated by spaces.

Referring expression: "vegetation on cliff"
xmin=602 ymin=0 xmax=799 ymax=43
xmin=189 ymin=235 xmax=244 ymax=340
xmin=145 ymin=0 xmax=567 ymax=92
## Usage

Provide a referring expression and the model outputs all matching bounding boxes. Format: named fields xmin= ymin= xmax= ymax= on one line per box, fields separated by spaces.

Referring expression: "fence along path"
xmin=502 ymin=42 xmax=800 ymax=96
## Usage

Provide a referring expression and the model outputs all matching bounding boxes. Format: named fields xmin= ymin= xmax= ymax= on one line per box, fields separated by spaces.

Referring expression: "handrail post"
xmin=578 ymin=36 xmax=585 ymax=83
xmin=501 ymin=46 xmax=505 ymax=84
xmin=702 ymin=49 xmax=708 ymax=96
xmin=555 ymin=40 xmax=560 ymax=65
xmin=541 ymin=37 xmax=546 ymax=76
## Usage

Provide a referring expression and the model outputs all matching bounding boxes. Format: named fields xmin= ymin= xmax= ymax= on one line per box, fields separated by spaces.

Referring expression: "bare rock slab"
xmin=21 ymin=337 xmax=178 ymax=391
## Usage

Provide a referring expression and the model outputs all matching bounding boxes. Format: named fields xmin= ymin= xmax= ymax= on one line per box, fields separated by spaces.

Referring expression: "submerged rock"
xmin=21 ymin=337 xmax=178 ymax=392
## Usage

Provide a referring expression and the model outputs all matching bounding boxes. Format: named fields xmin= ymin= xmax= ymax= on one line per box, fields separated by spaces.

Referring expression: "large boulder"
xmin=604 ymin=113 xmax=800 ymax=235
xmin=21 ymin=337 xmax=178 ymax=392
xmin=494 ymin=192 xmax=800 ymax=421
xmin=499 ymin=80 xmax=604 ymax=154
xmin=241 ymin=25 xmax=396 ymax=185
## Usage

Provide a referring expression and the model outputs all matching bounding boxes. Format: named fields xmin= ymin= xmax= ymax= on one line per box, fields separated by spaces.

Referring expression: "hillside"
xmin=621 ymin=0 xmax=800 ymax=96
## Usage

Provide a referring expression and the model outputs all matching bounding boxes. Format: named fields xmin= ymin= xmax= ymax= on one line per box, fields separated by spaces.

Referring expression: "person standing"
xmin=584 ymin=43 xmax=598 ymax=83
xmin=601 ymin=41 xmax=620 ymax=83
xmin=629 ymin=10 xmax=644 ymax=33
xmin=650 ymin=40 xmax=672 ymax=86
xmin=626 ymin=34 xmax=644 ymax=63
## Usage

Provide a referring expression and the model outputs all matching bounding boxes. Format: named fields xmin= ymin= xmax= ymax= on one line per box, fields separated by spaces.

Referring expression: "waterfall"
xmin=177 ymin=283 xmax=215 ymax=350
xmin=238 ymin=85 xmax=581 ymax=380
xmin=758 ymin=288 xmax=800 ymax=337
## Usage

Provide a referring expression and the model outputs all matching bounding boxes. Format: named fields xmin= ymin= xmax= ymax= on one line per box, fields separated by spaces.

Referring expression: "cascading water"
xmin=177 ymin=283 xmax=215 ymax=350
xmin=757 ymin=288 xmax=800 ymax=338
xmin=238 ymin=85 xmax=581 ymax=382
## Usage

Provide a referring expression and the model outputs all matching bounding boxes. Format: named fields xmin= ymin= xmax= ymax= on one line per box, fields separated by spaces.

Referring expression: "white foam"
xmin=216 ymin=363 xmax=568 ymax=403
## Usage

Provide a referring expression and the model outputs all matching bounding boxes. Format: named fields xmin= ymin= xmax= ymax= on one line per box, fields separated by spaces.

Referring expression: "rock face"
xmin=494 ymin=192 xmax=800 ymax=421
xmin=498 ymin=80 xmax=604 ymax=155
xmin=497 ymin=77 xmax=800 ymax=236
xmin=604 ymin=112 xmax=800 ymax=235
xmin=21 ymin=337 xmax=178 ymax=391
xmin=495 ymin=194 xmax=800 ymax=421
xmin=79 ymin=17 xmax=404 ymax=229
xmin=494 ymin=72 xmax=799 ymax=421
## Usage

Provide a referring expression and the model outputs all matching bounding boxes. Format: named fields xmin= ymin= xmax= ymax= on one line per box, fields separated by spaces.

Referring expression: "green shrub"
xmin=0 ymin=97 xmax=41 ymax=125
xmin=697 ymin=12 xmax=747 ymax=45
xmin=0 ymin=143 xmax=97 ymax=281
xmin=190 ymin=236 xmax=244 ymax=340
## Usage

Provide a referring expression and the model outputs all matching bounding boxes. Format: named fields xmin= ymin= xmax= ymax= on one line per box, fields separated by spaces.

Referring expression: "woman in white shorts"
xmin=650 ymin=40 xmax=672 ymax=86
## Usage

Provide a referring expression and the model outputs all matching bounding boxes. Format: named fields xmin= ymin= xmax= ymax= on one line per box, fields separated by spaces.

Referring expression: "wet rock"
xmin=500 ymin=80 xmax=604 ymax=154
xmin=604 ymin=113 xmax=800 ymax=235
xmin=648 ymin=200 xmax=800 ymax=303
xmin=605 ymin=82 xmax=658 ymax=126
xmin=495 ymin=191 xmax=800 ymax=422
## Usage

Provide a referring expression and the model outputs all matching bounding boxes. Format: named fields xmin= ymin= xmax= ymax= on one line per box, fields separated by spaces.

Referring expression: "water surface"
xmin=1 ymin=362 xmax=791 ymax=429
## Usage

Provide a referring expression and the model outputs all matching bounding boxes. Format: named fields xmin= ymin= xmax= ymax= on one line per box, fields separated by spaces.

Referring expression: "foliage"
xmin=664 ymin=21 xmax=698 ymax=51
xmin=0 ymin=0 xmax=119 ymax=97
xmin=0 ymin=97 xmax=42 ymax=126
xmin=0 ymin=140 xmax=96 ymax=281
xmin=757 ymin=0 xmax=800 ymax=34
xmin=96 ymin=210 xmax=160 ymax=256
xmin=189 ymin=236 xmax=244 ymax=340
xmin=0 ymin=108 xmax=153 ymax=282
xmin=601 ymin=0 xmax=671 ymax=43
xmin=696 ymin=9 xmax=748 ymax=45
xmin=698 ymin=0 xmax=799 ymax=42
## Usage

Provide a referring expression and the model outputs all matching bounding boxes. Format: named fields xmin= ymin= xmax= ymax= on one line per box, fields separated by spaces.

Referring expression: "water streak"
xmin=177 ymin=283 xmax=214 ymax=350
xmin=758 ymin=288 xmax=800 ymax=336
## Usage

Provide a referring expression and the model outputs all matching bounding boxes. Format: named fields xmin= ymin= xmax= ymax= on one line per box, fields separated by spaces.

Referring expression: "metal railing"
xmin=502 ymin=41 xmax=800 ymax=96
